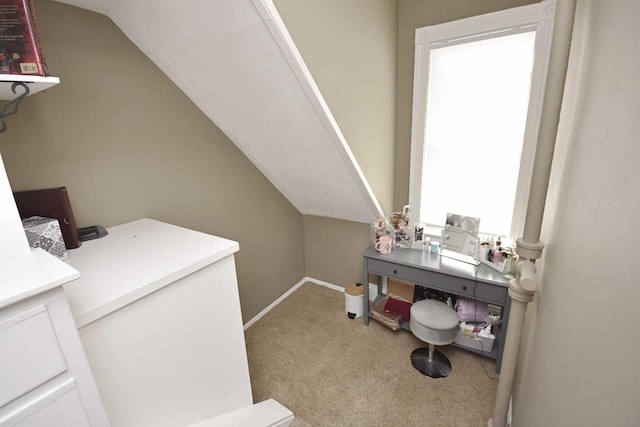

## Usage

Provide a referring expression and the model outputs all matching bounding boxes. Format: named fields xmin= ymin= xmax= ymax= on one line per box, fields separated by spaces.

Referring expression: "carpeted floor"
xmin=245 ymin=282 xmax=499 ymax=427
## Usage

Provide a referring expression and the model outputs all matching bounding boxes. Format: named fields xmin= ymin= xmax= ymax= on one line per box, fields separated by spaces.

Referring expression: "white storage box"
xmin=453 ymin=323 xmax=495 ymax=353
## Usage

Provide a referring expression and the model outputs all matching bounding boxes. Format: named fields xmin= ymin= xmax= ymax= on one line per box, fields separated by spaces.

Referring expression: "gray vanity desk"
xmin=362 ymin=246 xmax=511 ymax=373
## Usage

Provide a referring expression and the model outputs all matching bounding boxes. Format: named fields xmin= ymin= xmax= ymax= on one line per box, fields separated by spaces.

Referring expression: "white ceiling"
xmin=53 ymin=0 xmax=383 ymax=224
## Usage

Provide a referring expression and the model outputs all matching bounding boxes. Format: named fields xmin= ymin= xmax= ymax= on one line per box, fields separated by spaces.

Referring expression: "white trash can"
xmin=344 ymin=283 xmax=364 ymax=319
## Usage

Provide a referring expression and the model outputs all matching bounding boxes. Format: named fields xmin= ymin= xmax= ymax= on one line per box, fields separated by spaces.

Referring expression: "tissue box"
xmin=454 ymin=323 xmax=495 ymax=353
xmin=22 ymin=216 xmax=68 ymax=261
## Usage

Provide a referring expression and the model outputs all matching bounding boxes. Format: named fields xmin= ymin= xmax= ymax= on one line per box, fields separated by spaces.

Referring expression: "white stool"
xmin=409 ymin=299 xmax=459 ymax=378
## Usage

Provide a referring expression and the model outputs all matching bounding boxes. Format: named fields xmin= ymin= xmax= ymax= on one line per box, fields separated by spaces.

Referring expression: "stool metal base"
xmin=411 ymin=345 xmax=452 ymax=378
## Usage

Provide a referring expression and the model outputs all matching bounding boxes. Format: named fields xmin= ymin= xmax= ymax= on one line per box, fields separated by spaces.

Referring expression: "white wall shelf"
xmin=0 ymin=75 xmax=60 ymax=133
xmin=0 ymin=75 xmax=60 ymax=100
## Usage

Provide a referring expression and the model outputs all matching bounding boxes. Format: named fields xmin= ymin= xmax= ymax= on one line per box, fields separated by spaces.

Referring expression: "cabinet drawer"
xmin=367 ymin=258 xmax=475 ymax=298
xmin=2 ymin=379 xmax=90 ymax=427
xmin=0 ymin=305 xmax=68 ymax=406
xmin=475 ymin=282 xmax=507 ymax=305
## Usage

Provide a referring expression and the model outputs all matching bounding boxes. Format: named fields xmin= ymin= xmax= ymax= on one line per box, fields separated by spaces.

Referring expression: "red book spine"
xmin=0 ymin=0 xmax=49 ymax=76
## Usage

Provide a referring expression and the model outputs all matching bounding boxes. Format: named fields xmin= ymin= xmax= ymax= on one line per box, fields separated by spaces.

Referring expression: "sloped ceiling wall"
xmin=53 ymin=0 xmax=384 ymax=224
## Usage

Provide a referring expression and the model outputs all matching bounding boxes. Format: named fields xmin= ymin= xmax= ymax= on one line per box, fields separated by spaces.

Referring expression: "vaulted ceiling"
xmin=53 ymin=0 xmax=383 ymax=224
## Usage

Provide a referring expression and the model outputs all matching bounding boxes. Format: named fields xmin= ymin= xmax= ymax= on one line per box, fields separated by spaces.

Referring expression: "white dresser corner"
xmin=0 ymin=249 xmax=109 ymax=427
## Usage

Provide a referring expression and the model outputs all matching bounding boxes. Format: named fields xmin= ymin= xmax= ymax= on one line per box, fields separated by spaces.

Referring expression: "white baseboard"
xmin=243 ymin=277 xmax=343 ymax=330
xmin=242 ymin=276 xmax=389 ymax=330
xmin=306 ymin=277 xmax=379 ymax=301
xmin=303 ymin=277 xmax=345 ymax=293
xmin=243 ymin=277 xmax=388 ymax=330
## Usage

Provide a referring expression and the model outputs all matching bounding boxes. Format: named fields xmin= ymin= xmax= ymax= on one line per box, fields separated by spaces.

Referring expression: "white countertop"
xmin=64 ymin=218 xmax=239 ymax=328
xmin=0 ymin=248 xmax=80 ymax=310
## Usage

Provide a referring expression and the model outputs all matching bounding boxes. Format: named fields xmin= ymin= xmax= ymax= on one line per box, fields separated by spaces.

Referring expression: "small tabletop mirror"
xmin=441 ymin=213 xmax=480 ymax=265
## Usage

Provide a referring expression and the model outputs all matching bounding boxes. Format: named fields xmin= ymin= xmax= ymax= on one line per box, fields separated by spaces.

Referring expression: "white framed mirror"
xmin=441 ymin=213 xmax=480 ymax=265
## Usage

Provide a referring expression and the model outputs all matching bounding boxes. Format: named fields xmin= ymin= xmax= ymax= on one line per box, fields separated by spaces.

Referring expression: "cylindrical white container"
xmin=344 ymin=283 xmax=364 ymax=319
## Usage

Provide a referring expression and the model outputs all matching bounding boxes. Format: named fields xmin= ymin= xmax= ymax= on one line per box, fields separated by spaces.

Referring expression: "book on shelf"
xmin=0 ymin=0 xmax=48 ymax=76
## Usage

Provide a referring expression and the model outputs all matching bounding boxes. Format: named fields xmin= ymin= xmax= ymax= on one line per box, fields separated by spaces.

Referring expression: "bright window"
xmin=409 ymin=1 xmax=556 ymax=242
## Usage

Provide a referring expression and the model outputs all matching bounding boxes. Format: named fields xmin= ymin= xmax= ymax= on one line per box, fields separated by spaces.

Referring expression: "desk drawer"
xmin=367 ymin=258 xmax=475 ymax=298
xmin=475 ymin=282 xmax=507 ymax=305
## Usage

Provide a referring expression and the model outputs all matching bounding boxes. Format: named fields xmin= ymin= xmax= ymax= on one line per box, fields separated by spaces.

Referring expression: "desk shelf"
xmin=368 ymin=292 xmax=500 ymax=360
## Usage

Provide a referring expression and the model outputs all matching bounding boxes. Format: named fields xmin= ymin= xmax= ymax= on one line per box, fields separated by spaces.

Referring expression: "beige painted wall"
xmin=514 ymin=0 xmax=640 ymax=424
xmin=302 ymin=215 xmax=370 ymax=287
xmin=0 ymin=0 xmax=305 ymax=323
xmin=274 ymin=0 xmax=397 ymax=217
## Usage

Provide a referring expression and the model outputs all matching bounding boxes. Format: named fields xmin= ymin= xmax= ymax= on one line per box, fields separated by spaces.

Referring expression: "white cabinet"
xmin=0 ymin=252 xmax=109 ymax=427
xmin=64 ymin=218 xmax=253 ymax=427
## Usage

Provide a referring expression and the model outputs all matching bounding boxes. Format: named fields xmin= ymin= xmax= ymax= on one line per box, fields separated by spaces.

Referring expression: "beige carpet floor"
xmin=245 ymin=282 xmax=499 ymax=427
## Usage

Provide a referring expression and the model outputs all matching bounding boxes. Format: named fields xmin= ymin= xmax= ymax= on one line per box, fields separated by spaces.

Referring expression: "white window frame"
xmin=408 ymin=0 xmax=557 ymax=242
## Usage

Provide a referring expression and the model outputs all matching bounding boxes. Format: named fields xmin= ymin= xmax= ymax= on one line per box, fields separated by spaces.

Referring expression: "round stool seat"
xmin=409 ymin=299 xmax=459 ymax=378
xmin=410 ymin=299 xmax=459 ymax=345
